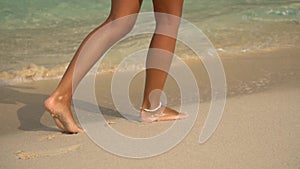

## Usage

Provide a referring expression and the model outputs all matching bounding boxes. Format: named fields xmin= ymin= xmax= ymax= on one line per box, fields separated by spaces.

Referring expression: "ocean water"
xmin=0 ymin=0 xmax=299 ymax=85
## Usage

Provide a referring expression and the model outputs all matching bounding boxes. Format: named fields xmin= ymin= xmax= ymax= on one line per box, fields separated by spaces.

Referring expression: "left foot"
xmin=140 ymin=106 xmax=188 ymax=123
xmin=44 ymin=96 xmax=84 ymax=134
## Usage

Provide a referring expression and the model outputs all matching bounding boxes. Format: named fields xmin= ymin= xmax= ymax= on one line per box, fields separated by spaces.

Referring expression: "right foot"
xmin=44 ymin=97 xmax=84 ymax=134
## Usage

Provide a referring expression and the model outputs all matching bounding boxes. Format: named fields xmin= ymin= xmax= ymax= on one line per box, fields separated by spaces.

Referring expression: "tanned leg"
xmin=141 ymin=0 xmax=188 ymax=122
xmin=44 ymin=0 xmax=143 ymax=133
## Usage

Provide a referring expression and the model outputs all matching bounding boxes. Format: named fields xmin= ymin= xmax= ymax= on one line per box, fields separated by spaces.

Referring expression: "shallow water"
xmin=0 ymin=0 xmax=299 ymax=85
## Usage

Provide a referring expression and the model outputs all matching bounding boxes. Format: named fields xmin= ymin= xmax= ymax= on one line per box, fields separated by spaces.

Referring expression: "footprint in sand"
xmin=15 ymin=144 xmax=81 ymax=160
xmin=38 ymin=132 xmax=63 ymax=141
xmin=15 ymin=151 xmax=39 ymax=160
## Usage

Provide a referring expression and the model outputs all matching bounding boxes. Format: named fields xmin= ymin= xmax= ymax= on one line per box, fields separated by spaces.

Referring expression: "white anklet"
xmin=143 ymin=102 xmax=162 ymax=113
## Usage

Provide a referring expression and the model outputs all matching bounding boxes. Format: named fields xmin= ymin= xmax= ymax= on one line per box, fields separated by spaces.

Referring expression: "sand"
xmin=0 ymin=47 xmax=299 ymax=169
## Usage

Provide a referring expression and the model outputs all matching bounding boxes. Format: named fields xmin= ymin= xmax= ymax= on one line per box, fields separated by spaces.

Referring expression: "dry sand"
xmin=0 ymin=47 xmax=299 ymax=169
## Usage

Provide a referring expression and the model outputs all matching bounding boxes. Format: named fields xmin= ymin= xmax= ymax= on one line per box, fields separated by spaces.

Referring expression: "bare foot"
xmin=44 ymin=97 xmax=84 ymax=134
xmin=140 ymin=106 xmax=188 ymax=123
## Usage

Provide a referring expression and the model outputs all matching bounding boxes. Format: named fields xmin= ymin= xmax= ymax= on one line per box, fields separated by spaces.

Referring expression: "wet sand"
xmin=0 ymin=47 xmax=299 ymax=169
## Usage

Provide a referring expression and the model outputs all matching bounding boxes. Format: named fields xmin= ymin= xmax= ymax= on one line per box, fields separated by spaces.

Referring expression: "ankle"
xmin=143 ymin=102 xmax=162 ymax=112
xmin=48 ymin=92 xmax=71 ymax=104
xmin=142 ymin=101 xmax=162 ymax=111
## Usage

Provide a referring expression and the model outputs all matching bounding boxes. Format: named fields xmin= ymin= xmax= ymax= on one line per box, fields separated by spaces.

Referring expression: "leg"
xmin=141 ymin=0 xmax=187 ymax=122
xmin=45 ymin=0 xmax=143 ymax=133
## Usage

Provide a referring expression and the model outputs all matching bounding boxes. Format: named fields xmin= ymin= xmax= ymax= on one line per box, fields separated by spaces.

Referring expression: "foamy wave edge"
xmin=0 ymin=63 xmax=69 ymax=86
xmin=0 ymin=56 xmax=202 ymax=86
xmin=0 ymin=63 xmax=123 ymax=86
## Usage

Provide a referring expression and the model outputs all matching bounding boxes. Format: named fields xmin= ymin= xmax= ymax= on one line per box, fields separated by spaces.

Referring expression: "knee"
xmin=154 ymin=13 xmax=181 ymax=37
xmin=104 ymin=14 xmax=137 ymax=36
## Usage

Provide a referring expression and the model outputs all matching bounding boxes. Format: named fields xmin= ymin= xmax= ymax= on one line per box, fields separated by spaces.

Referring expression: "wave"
xmin=0 ymin=56 xmax=201 ymax=86
xmin=0 ymin=63 xmax=68 ymax=86
xmin=0 ymin=44 xmax=297 ymax=87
